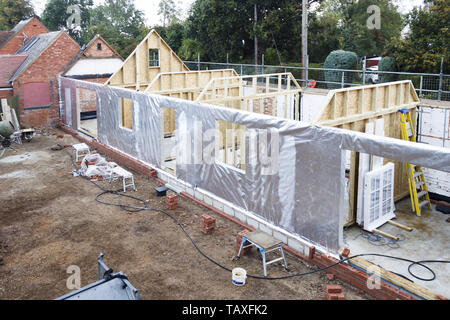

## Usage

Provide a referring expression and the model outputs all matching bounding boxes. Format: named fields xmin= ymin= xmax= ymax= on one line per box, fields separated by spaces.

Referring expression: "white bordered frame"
xmin=363 ymin=162 xmax=396 ymax=232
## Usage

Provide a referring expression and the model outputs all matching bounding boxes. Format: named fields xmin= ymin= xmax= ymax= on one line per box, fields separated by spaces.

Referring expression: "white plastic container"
xmin=232 ymin=268 xmax=247 ymax=286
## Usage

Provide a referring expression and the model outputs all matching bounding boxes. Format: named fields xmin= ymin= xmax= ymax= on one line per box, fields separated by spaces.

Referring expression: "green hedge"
xmin=323 ymin=50 xmax=358 ymax=89
xmin=378 ymin=56 xmax=397 ymax=83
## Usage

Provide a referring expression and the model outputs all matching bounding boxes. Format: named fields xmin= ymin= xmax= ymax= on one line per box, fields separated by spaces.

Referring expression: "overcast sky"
xmin=31 ymin=0 xmax=424 ymax=26
xmin=32 ymin=0 xmax=195 ymax=26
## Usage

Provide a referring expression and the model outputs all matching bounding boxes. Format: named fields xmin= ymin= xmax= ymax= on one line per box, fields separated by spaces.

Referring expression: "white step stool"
xmin=109 ymin=166 xmax=136 ymax=192
xmin=72 ymin=143 xmax=90 ymax=162
xmin=237 ymin=230 xmax=288 ymax=277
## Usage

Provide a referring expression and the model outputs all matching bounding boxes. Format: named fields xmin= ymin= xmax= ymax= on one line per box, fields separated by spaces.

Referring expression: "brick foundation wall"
xmin=254 ymin=87 xmax=275 ymax=116
xmin=58 ymin=122 xmax=436 ymax=301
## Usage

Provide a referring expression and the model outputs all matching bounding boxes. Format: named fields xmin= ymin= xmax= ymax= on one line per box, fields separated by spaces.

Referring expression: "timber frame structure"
xmin=106 ymin=29 xmax=302 ymax=167
xmin=105 ymin=29 xmax=420 ymax=228
xmin=313 ymin=80 xmax=420 ymax=226
xmin=62 ymin=29 xmax=449 ymax=301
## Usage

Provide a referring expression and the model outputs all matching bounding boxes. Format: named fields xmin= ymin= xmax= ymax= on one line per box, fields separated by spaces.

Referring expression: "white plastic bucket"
xmin=232 ymin=268 xmax=247 ymax=286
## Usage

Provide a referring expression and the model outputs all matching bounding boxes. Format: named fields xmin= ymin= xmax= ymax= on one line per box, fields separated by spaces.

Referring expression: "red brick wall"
xmin=83 ymin=77 xmax=109 ymax=84
xmin=14 ymin=32 xmax=80 ymax=128
xmin=0 ymin=17 xmax=49 ymax=54
xmin=0 ymin=89 xmax=13 ymax=99
xmin=84 ymin=38 xmax=116 ymax=58
xmin=78 ymin=77 xmax=108 ymax=113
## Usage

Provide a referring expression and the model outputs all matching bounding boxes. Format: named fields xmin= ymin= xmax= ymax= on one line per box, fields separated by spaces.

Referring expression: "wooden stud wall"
xmin=106 ymin=29 xmax=189 ymax=91
xmin=144 ymin=69 xmax=240 ymax=101
xmin=314 ymin=81 xmax=420 ymax=225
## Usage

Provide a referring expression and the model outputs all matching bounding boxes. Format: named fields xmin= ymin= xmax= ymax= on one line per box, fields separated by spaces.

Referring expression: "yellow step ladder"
xmin=398 ymin=109 xmax=432 ymax=216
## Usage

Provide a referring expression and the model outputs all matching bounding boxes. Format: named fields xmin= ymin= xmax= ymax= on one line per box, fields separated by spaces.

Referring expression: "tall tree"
xmin=41 ymin=0 xmax=93 ymax=43
xmin=322 ymin=0 xmax=404 ymax=58
xmin=184 ymin=0 xmax=324 ymax=63
xmin=0 ymin=0 xmax=35 ymax=30
xmin=158 ymin=0 xmax=180 ymax=27
xmin=185 ymin=0 xmax=251 ymax=62
xmin=307 ymin=11 xmax=341 ymax=63
xmin=387 ymin=0 xmax=449 ymax=73
xmin=83 ymin=0 xmax=148 ymax=58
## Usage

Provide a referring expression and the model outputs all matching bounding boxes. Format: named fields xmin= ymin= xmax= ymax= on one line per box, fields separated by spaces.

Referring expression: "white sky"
xmin=31 ymin=0 xmax=195 ymax=26
xmin=31 ymin=0 xmax=423 ymax=26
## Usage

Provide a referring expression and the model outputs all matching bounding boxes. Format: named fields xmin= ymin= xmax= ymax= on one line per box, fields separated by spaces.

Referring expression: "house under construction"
xmin=57 ymin=30 xmax=450 ymax=300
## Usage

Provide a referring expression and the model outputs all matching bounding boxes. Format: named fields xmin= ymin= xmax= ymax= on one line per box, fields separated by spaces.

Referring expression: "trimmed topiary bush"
xmin=324 ymin=50 xmax=358 ymax=89
xmin=378 ymin=56 xmax=398 ymax=83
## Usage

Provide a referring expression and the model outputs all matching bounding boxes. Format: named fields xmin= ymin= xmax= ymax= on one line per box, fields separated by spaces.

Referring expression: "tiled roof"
xmin=10 ymin=31 xmax=61 ymax=81
xmin=0 ymin=54 xmax=27 ymax=87
xmin=10 ymin=17 xmax=34 ymax=33
xmin=0 ymin=17 xmax=35 ymax=50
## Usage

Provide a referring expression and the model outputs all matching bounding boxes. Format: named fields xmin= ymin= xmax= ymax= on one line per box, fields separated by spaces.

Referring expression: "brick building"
xmin=0 ymin=54 xmax=27 ymax=99
xmin=64 ymin=35 xmax=123 ymax=114
xmin=8 ymin=31 xmax=80 ymax=128
xmin=0 ymin=16 xmax=49 ymax=54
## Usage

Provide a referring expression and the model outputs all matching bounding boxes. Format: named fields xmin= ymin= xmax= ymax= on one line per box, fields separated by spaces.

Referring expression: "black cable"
xmin=353 ymin=231 xmax=406 ymax=249
xmin=92 ymin=179 xmax=450 ymax=282
xmin=64 ymin=150 xmax=450 ymax=282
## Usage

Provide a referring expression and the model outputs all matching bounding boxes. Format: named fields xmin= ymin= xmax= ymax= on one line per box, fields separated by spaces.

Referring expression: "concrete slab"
xmin=80 ymin=119 xmax=98 ymax=137
xmin=344 ymin=198 xmax=450 ymax=298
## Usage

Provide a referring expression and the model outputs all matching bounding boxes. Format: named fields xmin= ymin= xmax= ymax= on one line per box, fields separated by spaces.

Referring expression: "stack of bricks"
xmin=86 ymin=160 xmax=96 ymax=167
xmin=325 ymin=285 xmax=345 ymax=300
xmin=88 ymin=174 xmax=103 ymax=181
xmin=263 ymin=97 xmax=274 ymax=115
xmin=201 ymin=214 xmax=216 ymax=235
xmin=235 ymin=230 xmax=253 ymax=255
xmin=166 ymin=193 xmax=178 ymax=210
xmin=149 ymin=168 xmax=157 ymax=178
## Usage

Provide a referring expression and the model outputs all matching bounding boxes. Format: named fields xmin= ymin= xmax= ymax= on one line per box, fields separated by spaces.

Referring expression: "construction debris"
xmin=166 ymin=193 xmax=178 ymax=210
xmin=201 ymin=214 xmax=216 ymax=235
xmin=326 ymin=285 xmax=345 ymax=300
xmin=77 ymin=153 xmax=118 ymax=180
xmin=236 ymin=230 xmax=252 ymax=255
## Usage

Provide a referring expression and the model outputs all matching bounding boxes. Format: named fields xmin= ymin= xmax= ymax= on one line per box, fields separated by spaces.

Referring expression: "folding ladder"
xmin=398 ymin=109 xmax=432 ymax=216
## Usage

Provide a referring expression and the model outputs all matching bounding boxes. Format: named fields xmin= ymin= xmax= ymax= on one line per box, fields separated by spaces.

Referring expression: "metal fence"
xmin=184 ymin=60 xmax=450 ymax=102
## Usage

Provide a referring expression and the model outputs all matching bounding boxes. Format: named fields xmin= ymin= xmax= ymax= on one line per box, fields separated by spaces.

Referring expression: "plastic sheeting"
xmin=79 ymin=153 xmax=117 ymax=178
xmin=60 ymin=77 xmax=450 ymax=253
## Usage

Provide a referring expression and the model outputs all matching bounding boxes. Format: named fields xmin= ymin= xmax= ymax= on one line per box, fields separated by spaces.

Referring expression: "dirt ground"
xmin=0 ymin=130 xmax=368 ymax=300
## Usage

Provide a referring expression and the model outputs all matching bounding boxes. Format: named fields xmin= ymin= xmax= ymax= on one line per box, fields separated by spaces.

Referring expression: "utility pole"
xmin=301 ymin=0 xmax=308 ymax=86
xmin=254 ymin=3 xmax=258 ymax=74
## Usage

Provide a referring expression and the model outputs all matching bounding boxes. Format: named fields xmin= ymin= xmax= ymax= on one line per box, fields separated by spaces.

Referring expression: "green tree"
xmin=307 ymin=10 xmax=341 ymax=63
xmin=82 ymin=0 xmax=148 ymax=58
xmin=153 ymin=21 xmax=186 ymax=54
xmin=178 ymin=38 xmax=204 ymax=60
xmin=387 ymin=0 xmax=449 ymax=73
xmin=41 ymin=0 xmax=93 ymax=43
xmin=0 ymin=0 xmax=35 ymax=30
xmin=165 ymin=21 xmax=186 ymax=53
xmin=321 ymin=0 xmax=403 ymax=58
xmin=185 ymin=0 xmax=323 ymax=63
xmin=378 ymin=56 xmax=397 ymax=83
xmin=158 ymin=0 xmax=180 ymax=27
xmin=185 ymin=0 xmax=252 ymax=62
